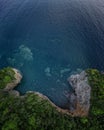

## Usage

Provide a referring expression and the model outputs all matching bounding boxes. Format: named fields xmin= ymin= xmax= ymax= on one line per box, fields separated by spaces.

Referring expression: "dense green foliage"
xmin=86 ymin=69 xmax=104 ymax=116
xmin=0 ymin=91 xmax=103 ymax=130
xmin=0 ymin=68 xmax=104 ymax=130
xmin=0 ymin=67 xmax=15 ymax=89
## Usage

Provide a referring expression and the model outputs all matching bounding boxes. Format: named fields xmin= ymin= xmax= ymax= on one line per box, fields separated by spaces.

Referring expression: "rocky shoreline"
xmin=3 ymin=68 xmax=91 ymax=117
xmin=4 ymin=68 xmax=22 ymax=91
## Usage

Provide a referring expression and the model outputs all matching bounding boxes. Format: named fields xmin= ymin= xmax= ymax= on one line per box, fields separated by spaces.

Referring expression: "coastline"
xmin=3 ymin=67 xmax=91 ymax=117
xmin=26 ymin=91 xmax=74 ymax=116
xmin=0 ymin=67 xmax=104 ymax=130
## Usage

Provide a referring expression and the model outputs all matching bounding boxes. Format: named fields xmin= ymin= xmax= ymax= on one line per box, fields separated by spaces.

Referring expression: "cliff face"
xmin=67 ymin=71 xmax=91 ymax=116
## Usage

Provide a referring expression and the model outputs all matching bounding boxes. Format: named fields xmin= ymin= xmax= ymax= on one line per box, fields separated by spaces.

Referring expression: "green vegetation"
xmin=86 ymin=69 xmax=104 ymax=116
xmin=0 ymin=67 xmax=15 ymax=89
xmin=0 ymin=68 xmax=104 ymax=130
xmin=0 ymin=91 xmax=103 ymax=130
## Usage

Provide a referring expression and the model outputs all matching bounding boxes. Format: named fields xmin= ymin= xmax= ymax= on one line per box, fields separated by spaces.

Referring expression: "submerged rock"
xmin=7 ymin=45 xmax=33 ymax=67
xmin=18 ymin=45 xmax=33 ymax=61
xmin=44 ymin=67 xmax=51 ymax=77
xmin=67 ymin=71 xmax=91 ymax=116
xmin=60 ymin=68 xmax=71 ymax=77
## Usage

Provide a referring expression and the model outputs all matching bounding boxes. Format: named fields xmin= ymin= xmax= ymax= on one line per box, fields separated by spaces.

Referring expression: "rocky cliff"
xmin=67 ymin=71 xmax=91 ymax=116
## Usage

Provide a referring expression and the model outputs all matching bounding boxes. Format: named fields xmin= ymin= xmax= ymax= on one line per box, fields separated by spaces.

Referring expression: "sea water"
xmin=0 ymin=0 xmax=104 ymax=108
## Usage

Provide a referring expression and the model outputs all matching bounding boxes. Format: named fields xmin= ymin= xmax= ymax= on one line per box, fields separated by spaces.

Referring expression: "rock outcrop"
xmin=4 ymin=68 xmax=22 ymax=91
xmin=67 ymin=71 xmax=91 ymax=116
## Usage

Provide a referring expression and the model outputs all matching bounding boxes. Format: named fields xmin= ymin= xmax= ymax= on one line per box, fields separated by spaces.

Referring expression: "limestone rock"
xmin=67 ymin=71 xmax=91 ymax=116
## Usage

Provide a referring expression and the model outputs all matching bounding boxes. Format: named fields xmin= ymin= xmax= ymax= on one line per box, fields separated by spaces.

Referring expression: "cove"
xmin=0 ymin=0 xmax=104 ymax=108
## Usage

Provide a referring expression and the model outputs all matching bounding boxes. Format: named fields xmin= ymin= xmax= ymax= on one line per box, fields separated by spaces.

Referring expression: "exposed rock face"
xmin=9 ymin=90 xmax=20 ymax=97
xmin=67 ymin=71 xmax=91 ymax=116
xmin=4 ymin=68 xmax=22 ymax=91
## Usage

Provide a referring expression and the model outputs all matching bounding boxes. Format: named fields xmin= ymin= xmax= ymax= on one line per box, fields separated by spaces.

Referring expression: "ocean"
xmin=0 ymin=0 xmax=104 ymax=108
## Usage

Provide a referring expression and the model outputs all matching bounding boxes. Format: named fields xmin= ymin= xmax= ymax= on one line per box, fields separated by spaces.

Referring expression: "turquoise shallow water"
xmin=0 ymin=0 xmax=104 ymax=108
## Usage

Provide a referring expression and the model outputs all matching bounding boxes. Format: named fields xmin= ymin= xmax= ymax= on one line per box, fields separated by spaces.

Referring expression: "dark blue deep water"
xmin=0 ymin=0 xmax=104 ymax=108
